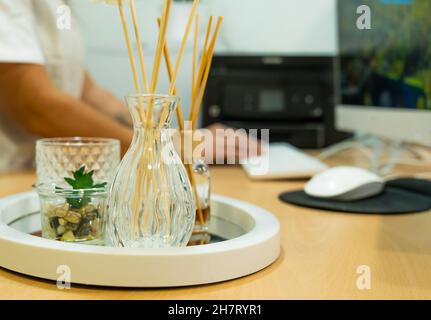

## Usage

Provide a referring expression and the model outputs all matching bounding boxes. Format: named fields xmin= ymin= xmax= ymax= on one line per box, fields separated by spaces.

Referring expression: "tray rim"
xmin=0 ymin=192 xmax=280 ymax=287
xmin=0 ymin=191 xmax=278 ymax=255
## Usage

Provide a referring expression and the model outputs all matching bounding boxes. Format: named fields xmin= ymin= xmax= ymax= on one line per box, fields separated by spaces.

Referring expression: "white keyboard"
xmin=242 ymin=143 xmax=328 ymax=180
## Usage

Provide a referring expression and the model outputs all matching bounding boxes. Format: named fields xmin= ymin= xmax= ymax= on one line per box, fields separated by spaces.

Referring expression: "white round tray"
xmin=0 ymin=192 xmax=280 ymax=287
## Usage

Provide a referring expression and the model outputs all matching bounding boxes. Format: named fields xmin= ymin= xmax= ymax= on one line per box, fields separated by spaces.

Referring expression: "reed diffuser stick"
xmin=159 ymin=18 xmax=185 ymax=131
xmin=135 ymin=0 xmax=172 ymax=236
xmin=143 ymin=0 xmax=172 ymax=229
xmin=150 ymin=0 xmax=171 ymax=94
xmin=158 ymin=0 xmax=199 ymax=129
xmin=117 ymin=0 xmax=143 ymax=100
xmin=202 ymin=16 xmax=213 ymax=54
xmin=158 ymin=19 xmax=205 ymax=225
xmin=188 ymin=16 xmax=213 ymax=122
xmin=167 ymin=0 xmax=200 ymax=95
xmin=146 ymin=0 xmax=172 ymax=127
xmin=192 ymin=14 xmax=199 ymax=99
xmin=110 ymin=0 xmax=222 ymax=241
xmin=191 ymin=17 xmax=223 ymax=128
xmin=130 ymin=0 xmax=150 ymax=93
xmin=116 ymin=0 xmax=146 ymax=238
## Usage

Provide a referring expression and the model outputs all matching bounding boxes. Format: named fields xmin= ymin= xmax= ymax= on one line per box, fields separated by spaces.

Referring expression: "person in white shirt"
xmin=0 ymin=0 xmax=261 ymax=172
xmin=0 ymin=0 xmax=133 ymax=171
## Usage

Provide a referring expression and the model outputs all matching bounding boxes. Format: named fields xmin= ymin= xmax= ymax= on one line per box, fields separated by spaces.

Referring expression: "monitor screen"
xmin=338 ymin=0 xmax=431 ymax=110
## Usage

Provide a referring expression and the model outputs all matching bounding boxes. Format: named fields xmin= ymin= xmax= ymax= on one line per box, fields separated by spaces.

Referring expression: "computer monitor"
xmin=336 ymin=0 xmax=431 ymax=147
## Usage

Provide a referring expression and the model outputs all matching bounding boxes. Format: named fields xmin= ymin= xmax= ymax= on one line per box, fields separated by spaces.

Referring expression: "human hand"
xmin=204 ymin=123 xmax=265 ymax=164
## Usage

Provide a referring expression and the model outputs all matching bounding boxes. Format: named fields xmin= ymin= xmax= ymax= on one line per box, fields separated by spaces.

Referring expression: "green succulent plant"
xmin=60 ymin=166 xmax=107 ymax=209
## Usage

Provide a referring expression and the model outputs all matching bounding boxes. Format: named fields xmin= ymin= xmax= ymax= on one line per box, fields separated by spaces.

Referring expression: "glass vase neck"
xmin=125 ymin=94 xmax=179 ymax=129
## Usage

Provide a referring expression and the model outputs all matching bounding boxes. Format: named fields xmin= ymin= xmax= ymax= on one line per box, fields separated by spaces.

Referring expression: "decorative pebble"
xmin=64 ymin=211 xmax=81 ymax=224
xmin=61 ymin=230 xmax=75 ymax=242
xmin=43 ymin=201 xmax=103 ymax=242
xmin=65 ymin=222 xmax=79 ymax=231
xmin=54 ymin=209 xmax=67 ymax=218
xmin=81 ymin=205 xmax=95 ymax=214
xmin=57 ymin=226 xmax=66 ymax=235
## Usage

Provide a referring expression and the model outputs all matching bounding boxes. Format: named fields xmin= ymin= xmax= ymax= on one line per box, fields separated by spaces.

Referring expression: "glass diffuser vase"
xmin=107 ymin=95 xmax=196 ymax=248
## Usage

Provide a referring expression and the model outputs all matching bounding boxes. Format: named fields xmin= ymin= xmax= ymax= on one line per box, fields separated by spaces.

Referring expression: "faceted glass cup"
xmin=36 ymin=137 xmax=120 ymax=184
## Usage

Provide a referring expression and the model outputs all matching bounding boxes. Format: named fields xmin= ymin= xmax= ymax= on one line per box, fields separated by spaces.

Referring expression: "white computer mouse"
xmin=304 ymin=166 xmax=385 ymax=201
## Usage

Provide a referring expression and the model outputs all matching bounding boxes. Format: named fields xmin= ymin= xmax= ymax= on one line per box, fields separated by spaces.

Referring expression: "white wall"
xmin=208 ymin=0 xmax=337 ymax=55
xmin=71 ymin=0 xmax=337 ymax=123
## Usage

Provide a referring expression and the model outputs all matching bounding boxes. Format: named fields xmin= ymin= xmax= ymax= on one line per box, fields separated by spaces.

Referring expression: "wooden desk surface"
xmin=1 ymin=151 xmax=431 ymax=299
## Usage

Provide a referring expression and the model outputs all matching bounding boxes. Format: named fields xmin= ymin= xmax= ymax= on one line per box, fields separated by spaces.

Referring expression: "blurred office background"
xmin=71 ymin=0 xmax=431 ymax=152
xmin=71 ymin=0 xmax=337 ymax=123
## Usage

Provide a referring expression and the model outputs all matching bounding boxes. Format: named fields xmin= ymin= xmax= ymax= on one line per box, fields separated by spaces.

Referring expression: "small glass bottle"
xmin=188 ymin=158 xmax=211 ymax=245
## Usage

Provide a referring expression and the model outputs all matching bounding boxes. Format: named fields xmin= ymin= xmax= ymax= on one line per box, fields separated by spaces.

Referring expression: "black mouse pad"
xmin=279 ymin=178 xmax=431 ymax=214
